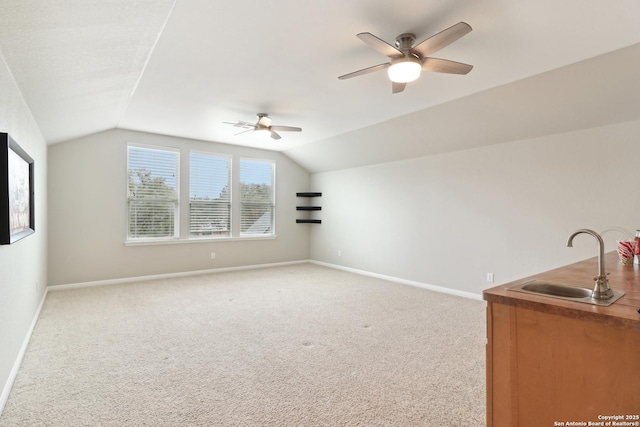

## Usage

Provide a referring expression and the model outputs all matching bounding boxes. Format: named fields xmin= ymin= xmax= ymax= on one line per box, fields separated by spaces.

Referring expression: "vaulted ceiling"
xmin=1 ymin=0 xmax=639 ymax=172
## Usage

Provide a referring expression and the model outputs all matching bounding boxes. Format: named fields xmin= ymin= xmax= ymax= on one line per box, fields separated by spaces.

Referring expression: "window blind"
xmin=127 ymin=145 xmax=179 ymax=239
xmin=189 ymin=152 xmax=232 ymax=237
xmin=240 ymin=158 xmax=275 ymax=235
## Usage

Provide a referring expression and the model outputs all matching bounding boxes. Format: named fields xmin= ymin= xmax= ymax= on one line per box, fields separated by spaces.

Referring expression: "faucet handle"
xmin=593 ymin=273 xmax=610 ymax=282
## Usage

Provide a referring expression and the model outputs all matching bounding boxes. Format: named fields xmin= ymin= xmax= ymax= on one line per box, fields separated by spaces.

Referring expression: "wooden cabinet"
xmin=486 ymin=301 xmax=640 ymax=426
xmin=485 ymin=253 xmax=640 ymax=426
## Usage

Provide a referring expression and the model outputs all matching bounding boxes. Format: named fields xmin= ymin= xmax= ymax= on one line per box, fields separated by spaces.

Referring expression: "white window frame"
xmin=124 ymin=147 xmax=279 ymax=246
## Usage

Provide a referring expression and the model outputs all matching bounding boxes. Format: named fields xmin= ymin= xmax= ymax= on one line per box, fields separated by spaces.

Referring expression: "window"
xmin=240 ymin=158 xmax=275 ymax=236
xmin=189 ymin=152 xmax=231 ymax=237
xmin=127 ymin=145 xmax=179 ymax=240
xmin=126 ymin=145 xmax=277 ymax=242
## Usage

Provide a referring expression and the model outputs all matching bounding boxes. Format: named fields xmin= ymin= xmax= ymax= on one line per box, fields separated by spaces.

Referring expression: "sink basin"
xmin=507 ymin=280 xmax=625 ymax=306
xmin=521 ymin=282 xmax=592 ymax=298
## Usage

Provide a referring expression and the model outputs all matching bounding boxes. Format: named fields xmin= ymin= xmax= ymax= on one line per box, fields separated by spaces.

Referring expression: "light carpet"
xmin=0 ymin=263 xmax=486 ymax=426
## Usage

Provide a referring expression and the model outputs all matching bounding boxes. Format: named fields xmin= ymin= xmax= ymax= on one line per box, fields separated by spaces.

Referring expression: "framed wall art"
xmin=1 ymin=132 xmax=34 ymax=244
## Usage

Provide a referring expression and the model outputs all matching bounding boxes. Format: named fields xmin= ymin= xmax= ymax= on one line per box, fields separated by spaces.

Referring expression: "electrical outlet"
xmin=338 ymin=250 xmax=342 ymax=257
xmin=210 ymin=252 xmax=216 ymax=260
xmin=486 ymin=273 xmax=494 ymax=283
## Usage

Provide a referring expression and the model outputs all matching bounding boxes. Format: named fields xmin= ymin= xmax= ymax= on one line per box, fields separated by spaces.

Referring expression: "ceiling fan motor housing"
xmin=395 ymin=33 xmax=417 ymax=52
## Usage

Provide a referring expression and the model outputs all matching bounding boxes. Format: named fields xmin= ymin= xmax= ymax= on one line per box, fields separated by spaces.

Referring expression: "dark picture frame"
xmin=0 ymin=133 xmax=34 ymax=244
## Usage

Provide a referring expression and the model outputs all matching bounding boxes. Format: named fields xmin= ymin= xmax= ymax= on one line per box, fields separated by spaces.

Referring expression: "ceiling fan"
xmin=338 ymin=22 xmax=473 ymax=93
xmin=223 ymin=113 xmax=302 ymax=140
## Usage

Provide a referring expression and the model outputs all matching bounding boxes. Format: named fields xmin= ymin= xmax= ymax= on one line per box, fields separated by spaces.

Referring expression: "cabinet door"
xmin=515 ymin=307 xmax=640 ymax=422
xmin=487 ymin=302 xmax=640 ymax=426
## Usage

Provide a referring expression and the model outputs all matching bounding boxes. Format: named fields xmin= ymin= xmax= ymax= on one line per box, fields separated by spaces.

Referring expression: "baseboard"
xmin=48 ymin=260 xmax=309 ymax=291
xmin=49 ymin=259 xmax=483 ymax=301
xmin=0 ymin=288 xmax=48 ymax=417
xmin=310 ymin=260 xmax=484 ymax=301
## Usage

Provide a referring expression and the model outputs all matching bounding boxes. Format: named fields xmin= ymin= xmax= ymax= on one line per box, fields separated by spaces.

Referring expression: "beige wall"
xmin=310 ymin=119 xmax=640 ymax=295
xmin=0 ymin=55 xmax=48 ymax=406
xmin=48 ymin=129 xmax=311 ymax=285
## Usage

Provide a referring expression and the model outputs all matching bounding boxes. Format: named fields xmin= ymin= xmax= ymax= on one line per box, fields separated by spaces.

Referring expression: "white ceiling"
xmin=0 ymin=0 xmax=639 ymax=172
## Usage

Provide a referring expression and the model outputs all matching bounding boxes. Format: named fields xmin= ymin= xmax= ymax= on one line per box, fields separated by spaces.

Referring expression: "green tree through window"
xmin=127 ymin=146 xmax=179 ymax=239
xmin=126 ymin=145 xmax=276 ymax=240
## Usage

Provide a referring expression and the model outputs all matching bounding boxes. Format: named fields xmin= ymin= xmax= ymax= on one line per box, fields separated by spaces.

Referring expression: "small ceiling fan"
xmin=338 ymin=22 xmax=473 ymax=93
xmin=223 ymin=113 xmax=302 ymax=140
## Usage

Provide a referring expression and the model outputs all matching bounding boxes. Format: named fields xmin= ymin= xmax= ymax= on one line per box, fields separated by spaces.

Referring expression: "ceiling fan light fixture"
xmin=254 ymin=127 xmax=271 ymax=139
xmin=387 ymin=57 xmax=422 ymax=83
xmin=225 ymin=113 xmax=301 ymax=141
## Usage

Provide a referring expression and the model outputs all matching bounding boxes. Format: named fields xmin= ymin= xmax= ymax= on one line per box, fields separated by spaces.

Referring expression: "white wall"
xmin=310 ymin=119 xmax=640 ymax=295
xmin=0 ymin=55 xmax=47 ymax=407
xmin=48 ymin=129 xmax=310 ymax=285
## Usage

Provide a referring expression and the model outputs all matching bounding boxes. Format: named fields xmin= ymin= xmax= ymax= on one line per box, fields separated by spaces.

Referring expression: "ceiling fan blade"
xmin=234 ymin=128 xmax=255 ymax=136
xmin=392 ymin=82 xmax=406 ymax=94
xmin=338 ymin=62 xmax=390 ymax=80
xmin=270 ymin=125 xmax=302 ymax=132
xmin=413 ymin=22 xmax=472 ymax=58
xmin=422 ymin=57 xmax=473 ymax=74
xmin=357 ymin=32 xmax=403 ymax=57
xmin=223 ymin=121 xmax=254 ymax=129
xmin=270 ymin=130 xmax=282 ymax=140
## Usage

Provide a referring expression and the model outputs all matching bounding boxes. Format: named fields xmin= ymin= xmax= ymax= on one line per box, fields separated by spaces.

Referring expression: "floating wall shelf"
xmin=296 ymin=192 xmax=322 ymax=224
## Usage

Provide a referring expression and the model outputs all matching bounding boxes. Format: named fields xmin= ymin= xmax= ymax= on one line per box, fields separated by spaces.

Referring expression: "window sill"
xmin=124 ymin=235 xmax=277 ymax=247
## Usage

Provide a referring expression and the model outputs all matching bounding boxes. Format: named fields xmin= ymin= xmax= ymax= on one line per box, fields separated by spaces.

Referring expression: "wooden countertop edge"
xmin=483 ymin=252 xmax=640 ymax=330
xmin=483 ymin=291 xmax=639 ymax=329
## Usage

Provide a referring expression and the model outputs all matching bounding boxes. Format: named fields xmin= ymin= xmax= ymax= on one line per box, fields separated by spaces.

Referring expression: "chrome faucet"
xmin=566 ymin=229 xmax=614 ymax=300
